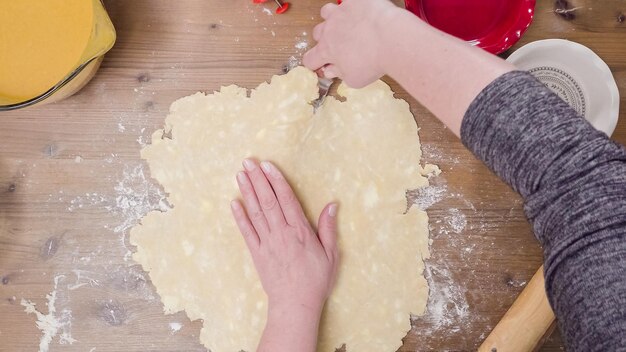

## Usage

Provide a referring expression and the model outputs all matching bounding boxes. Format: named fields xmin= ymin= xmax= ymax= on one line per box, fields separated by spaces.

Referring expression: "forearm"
xmin=257 ymin=302 xmax=323 ymax=352
xmin=377 ymin=7 xmax=515 ymax=137
xmin=462 ymin=71 xmax=626 ymax=350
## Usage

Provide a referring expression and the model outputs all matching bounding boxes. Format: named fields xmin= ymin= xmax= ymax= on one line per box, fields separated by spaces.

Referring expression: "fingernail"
xmin=260 ymin=161 xmax=272 ymax=174
xmin=243 ymin=159 xmax=256 ymax=171
xmin=328 ymin=203 xmax=337 ymax=217
xmin=236 ymin=171 xmax=247 ymax=184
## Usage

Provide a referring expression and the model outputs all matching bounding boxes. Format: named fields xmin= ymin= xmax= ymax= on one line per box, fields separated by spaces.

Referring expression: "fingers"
xmin=312 ymin=22 xmax=325 ymax=42
xmin=303 ymin=45 xmax=329 ymax=71
xmin=320 ymin=3 xmax=338 ymax=19
xmin=322 ymin=64 xmax=341 ymax=79
xmin=306 ymin=2 xmax=338 ymax=71
xmin=243 ymin=159 xmax=287 ymax=230
xmin=317 ymin=203 xmax=339 ymax=261
xmin=237 ymin=171 xmax=270 ymax=237
xmin=230 ymin=200 xmax=260 ymax=252
xmin=260 ymin=161 xmax=307 ymax=227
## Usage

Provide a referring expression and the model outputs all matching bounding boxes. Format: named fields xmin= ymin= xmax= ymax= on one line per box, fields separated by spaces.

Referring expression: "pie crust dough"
xmin=130 ymin=67 xmax=431 ymax=352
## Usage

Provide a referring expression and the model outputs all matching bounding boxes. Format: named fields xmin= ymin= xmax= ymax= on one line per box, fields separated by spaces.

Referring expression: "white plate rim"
xmin=506 ymin=39 xmax=620 ymax=137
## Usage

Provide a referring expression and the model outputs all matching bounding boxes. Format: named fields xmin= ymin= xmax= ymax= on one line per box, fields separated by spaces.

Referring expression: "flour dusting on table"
xmin=408 ymin=166 xmax=496 ymax=347
xmin=111 ymin=163 xmax=170 ymax=235
xmin=66 ymin=162 xmax=169 ymax=261
xmin=169 ymin=322 xmax=183 ymax=333
xmin=441 ymin=208 xmax=468 ymax=234
xmin=420 ymin=265 xmax=470 ymax=331
xmin=21 ymin=275 xmax=75 ymax=352
xmin=412 ymin=184 xmax=448 ymax=210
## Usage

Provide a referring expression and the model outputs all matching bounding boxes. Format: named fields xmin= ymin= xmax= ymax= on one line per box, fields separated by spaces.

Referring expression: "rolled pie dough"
xmin=130 ymin=67 xmax=431 ymax=351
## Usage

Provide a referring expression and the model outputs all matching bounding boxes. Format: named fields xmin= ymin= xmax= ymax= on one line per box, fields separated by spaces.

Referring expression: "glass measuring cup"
xmin=0 ymin=0 xmax=116 ymax=111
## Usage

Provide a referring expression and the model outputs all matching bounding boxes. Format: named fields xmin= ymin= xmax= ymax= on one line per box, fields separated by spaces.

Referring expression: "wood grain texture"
xmin=0 ymin=0 xmax=624 ymax=351
xmin=478 ymin=266 xmax=556 ymax=352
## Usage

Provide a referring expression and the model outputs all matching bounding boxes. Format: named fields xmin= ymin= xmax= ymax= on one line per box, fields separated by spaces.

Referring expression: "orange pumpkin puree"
xmin=0 ymin=0 xmax=94 ymax=104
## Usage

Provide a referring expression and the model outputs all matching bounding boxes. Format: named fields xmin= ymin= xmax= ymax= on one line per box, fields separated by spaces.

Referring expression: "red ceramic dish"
xmin=404 ymin=0 xmax=536 ymax=54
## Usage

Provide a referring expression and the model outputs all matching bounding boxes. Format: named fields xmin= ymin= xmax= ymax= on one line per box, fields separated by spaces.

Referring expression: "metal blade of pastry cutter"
xmin=312 ymin=69 xmax=334 ymax=111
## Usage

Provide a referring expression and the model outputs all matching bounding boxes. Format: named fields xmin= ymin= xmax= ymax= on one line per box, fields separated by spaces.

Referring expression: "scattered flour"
xmin=413 ymin=184 xmax=448 ymax=210
xmin=286 ymin=56 xmax=300 ymax=71
xmin=136 ymin=135 xmax=147 ymax=147
xmin=111 ymin=163 xmax=170 ymax=261
xmin=293 ymin=32 xmax=310 ymax=54
xmin=66 ymin=162 xmax=169 ymax=261
xmin=21 ymin=276 xmax=75 ymax=352
xmin=68 ymin=193 xmax=108 ymax=211
xmin=417 ymin=264 xmax=470 ymax=333
xmin=111 ymin=163 xmax=170 ymax=235
xmin=409 ymin=170 xmax=493 ymax=347
xmin=169 ymin=322 xmax=183 ymax=333
xmin=67 ymin=269 xmax=101 ymax=291
xmin=421 ymin=144 xmax=461 ymax=166
xmin=67 ymin=163 xmax=168 ymax=233
xmin=294 ymin=40 xmax=308 ymax=50
xmin=507 ymin=278 xmax=528 ymax=288
xmin=440 ymin=208 xmax=467 ymax=234
xmin=410 ymin=174 xmax=471 ymax=336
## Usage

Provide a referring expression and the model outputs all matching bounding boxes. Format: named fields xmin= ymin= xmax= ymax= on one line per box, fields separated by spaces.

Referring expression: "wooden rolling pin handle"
xmin=478 ymin=265 xmax=556 ymax=352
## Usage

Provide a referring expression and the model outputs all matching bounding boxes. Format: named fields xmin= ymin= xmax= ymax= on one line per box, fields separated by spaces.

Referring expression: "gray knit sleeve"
xmin=461 ymin=71 xmax=626 ymax=351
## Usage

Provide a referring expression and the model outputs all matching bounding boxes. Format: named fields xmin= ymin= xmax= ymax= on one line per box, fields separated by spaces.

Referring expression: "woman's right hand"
xmin=303 ymin=0 xmax=401 ymax=88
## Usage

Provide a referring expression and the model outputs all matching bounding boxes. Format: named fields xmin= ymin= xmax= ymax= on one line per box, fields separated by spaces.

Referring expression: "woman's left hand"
xmin=231 ymin=159 xmax=339 ymax=312
xmin=230 ymin=159 xmax=339 ymax=352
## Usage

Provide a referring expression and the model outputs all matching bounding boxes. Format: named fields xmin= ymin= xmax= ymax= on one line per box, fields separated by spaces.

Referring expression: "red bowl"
xmin=404 ymin=0 xmax=536 ymax=54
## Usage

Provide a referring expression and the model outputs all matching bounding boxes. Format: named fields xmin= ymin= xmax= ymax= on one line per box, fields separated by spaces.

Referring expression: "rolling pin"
xmin=478 ymin=265 xmax=556 ymax=352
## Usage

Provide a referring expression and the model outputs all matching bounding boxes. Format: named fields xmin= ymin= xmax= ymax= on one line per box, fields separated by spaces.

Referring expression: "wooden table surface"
xmin=1 ymin=0 xmax=624 ymax=351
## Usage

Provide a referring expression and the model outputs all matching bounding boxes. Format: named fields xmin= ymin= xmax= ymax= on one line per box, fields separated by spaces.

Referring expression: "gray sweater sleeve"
xmin=461 ymin=71 xmax=626 ymax=351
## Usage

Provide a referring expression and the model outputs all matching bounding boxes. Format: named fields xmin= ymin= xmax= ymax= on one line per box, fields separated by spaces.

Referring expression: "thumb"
xmin=322 ymin=64 xmax=341 ymax=79
xmin=303 ymin=45 xmax=329 ymax=71
xmin=317 ymin=203 xmax=338 ymax=260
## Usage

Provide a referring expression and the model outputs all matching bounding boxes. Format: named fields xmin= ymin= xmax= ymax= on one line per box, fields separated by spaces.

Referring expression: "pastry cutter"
xmin=312 ymin=68 xmax=334 ymax=111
